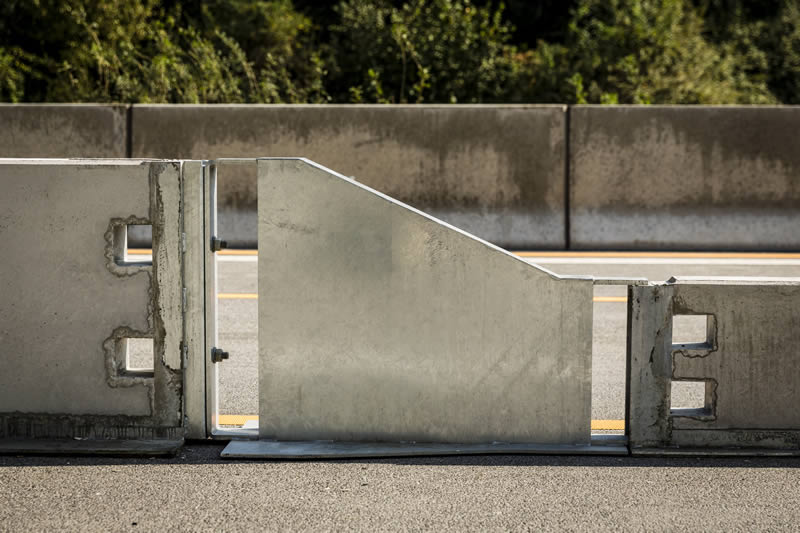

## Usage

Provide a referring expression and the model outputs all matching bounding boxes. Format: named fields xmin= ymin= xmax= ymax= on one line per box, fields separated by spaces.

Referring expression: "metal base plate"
xmin=221 ymin=439 xmax=629 ymax=459
xmin=0 ymin=439 xmax=184 ymax=456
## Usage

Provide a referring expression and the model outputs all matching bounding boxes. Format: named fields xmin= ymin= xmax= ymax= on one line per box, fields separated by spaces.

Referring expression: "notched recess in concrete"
xmin=671 ymin=313 xmax=718 ymax=358
xmin=103 ymin=327 xmax=155 ymax=415
xmin=104 ymin=216 xmax=153 ymax=276
xmin=669 ymin=378 xmax=718 ymax=422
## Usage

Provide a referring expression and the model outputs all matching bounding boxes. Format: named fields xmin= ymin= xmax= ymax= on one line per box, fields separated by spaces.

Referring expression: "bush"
xmin=328 ymin=0 xmax=515 ymax=103
xmin=1 ymin=0 xmax=798 ymax=104
xmin=0 ymin=0 xmax=326 ymax=103
xmin=514 ymin=0 xmax=776 ymax=104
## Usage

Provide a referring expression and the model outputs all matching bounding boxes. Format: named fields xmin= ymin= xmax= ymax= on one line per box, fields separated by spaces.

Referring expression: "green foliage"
xmin=513 ymin=0 xmax=776 ymax=104
xmin=329 ymin=0 xmax=514 ymax=103
xmin=0 ymin=0 xmax=326 ymax=103
xmin=0 ymin=0 xmax=799 ymax=104
xmin=0 ymin=46 xmax=31 ymax=103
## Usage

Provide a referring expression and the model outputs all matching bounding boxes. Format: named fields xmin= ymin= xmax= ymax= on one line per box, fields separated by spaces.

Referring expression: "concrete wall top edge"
xmin=4 ymin=102 xmax=798 ymax=109
xmin=0 ymin=103 xmax=130 ymax=108
xmin=0 ymin=158 xmax=180 ymax=166
xmin=571 ymin=104 xmax=800 ymax=110
xmin=130 ymin=103 xmax=567 ymax=110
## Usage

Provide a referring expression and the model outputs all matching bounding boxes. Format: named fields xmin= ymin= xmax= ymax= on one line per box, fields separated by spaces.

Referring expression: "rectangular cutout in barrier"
xmin=112 ymin=223 xmax=153 ymax=266
xmin=671 ymin=314 xmax=712 ymax=347
xmin=123 ymin=338 xmax=155 ymax=375
xmin=670 ymin=380 xmax=710 ymax=416
xmin=126 ymin=223 xmax=153 ymax=250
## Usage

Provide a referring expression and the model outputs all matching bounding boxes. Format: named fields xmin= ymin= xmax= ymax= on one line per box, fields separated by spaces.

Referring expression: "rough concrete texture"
xmin=132 ymin=104 xmax=567 ymax=248
xmin=570 ymin=106 xmax=800 ymax=250
xmin=257 ymin=159 xmax=592 ymax=445
xmin=4 ymin=447 xmax=800 ymax=532
xmin=628 ymin=278 xmax=800 ymax=451
xmin=0 ymin=104 xmax=128 ymax=158
xmin=0 ymin=160 xmax=184 ymax=440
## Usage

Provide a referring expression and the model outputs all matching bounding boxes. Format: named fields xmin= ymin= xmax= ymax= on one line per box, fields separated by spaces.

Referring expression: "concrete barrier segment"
xmin=0 ymin=104 xmax=129 ymax=158
xmin=627 ymin=277 xmax=800 ymax=454
xmin=570 ymin=105 xmax=800 ymax=250
xmin=0 ymin=159 xmax=186 ymax=447
xmin=131 ymin=104 xmax=568 ymax=249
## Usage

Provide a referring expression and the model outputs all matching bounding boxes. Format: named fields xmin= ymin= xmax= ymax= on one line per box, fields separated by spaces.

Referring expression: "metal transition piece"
xmin=222 ymin=158 xmax=627 ymax=459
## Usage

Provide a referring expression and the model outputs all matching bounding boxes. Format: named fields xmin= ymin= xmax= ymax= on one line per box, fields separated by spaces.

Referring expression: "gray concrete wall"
xmin=0 ymin=104 xmax=128 ymax=158
xmin=131 ymin=104 xmax=567 ymax=249
xmin=570 ymin=106 xmax=800 ymax=250
xmin=1 ymin=103 xmax=799 ymax=250
xmin=0 ymin=159 xmax=184 ymax=440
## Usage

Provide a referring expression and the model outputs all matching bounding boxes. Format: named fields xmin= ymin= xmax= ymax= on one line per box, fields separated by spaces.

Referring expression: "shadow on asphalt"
xmin=2 ymin=443 xmax=800 ymax=469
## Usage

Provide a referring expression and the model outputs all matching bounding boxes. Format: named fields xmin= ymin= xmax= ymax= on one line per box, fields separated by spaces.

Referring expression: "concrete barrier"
xmin=627 ymin=278 xmax=800 ymax=454
xmin=2 ymin=104 xmax=800 ymax=251
xmin=0 ymin=104 xmax=128 ymax=158
xmin=131 ymin=104 xmax=568 ymax=249
xmin=0 ymin=159 xmax=186 ymax=449
xmin=569 ymin=106 xmax=800 ymax=250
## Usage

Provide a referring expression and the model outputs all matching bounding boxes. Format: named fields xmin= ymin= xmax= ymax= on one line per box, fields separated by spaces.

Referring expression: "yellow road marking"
xmin=591 ymin=420 xmax=626 ymax=431
xmin=128 ymin=249 xmax=259 ymax=256
xmin=593 ymin=296 xmax=628 ymax=303
xmin=128 ymin=249 xmax=800 ymax=259
xmin=218 ymin=293 xmax=258 ymax=299
xmin=218 ymin=414 xmax=625 ymax=431
xmin=218 ymin=415 xmax=258 ymax=426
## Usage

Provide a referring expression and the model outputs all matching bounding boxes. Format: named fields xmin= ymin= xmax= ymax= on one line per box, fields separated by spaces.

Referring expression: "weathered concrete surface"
xmin=627 ymin=278 xmax=800 ymax=452
xmin=132 ymin=104 xmax=567 ymax=249
xmin=0 ymin=159 xmax=184 ymax=440
xmin=0 ymin=104 xmax=128 ymax=158
xmin=570 ymin=106 xmax=800 ymax=250
xmin=256 ymin=159 xmax=592 ymax=445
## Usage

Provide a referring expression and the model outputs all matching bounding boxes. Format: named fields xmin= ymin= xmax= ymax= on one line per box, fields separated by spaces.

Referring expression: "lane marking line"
xmin=218 ymin=415 xmax=258 ymax=426
xmin=591 ymin=420 xmax=626 ymax=431
xmin=128 ymin=249 xmax=800 ymax=259
xmin=593 ymin=296 xmax=628 ymax=303
xmin=217 ymin=293 xmax=628 ymax=303
xmin=218 ymin=293 xmax=258 ymax=299
xmin=216 ymin=415 xmax=627 ymax=431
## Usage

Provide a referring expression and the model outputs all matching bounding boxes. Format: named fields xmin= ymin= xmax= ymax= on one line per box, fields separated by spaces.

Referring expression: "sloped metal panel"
xmin=257 ymin=158 xmax=593 ymax=445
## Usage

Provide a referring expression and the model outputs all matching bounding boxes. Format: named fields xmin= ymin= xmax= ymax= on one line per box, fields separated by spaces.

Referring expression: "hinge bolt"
xmin=211 ymin=348 xmax=229 ymax=363
xmin=211 ymin=237 xmax=228 ymax=252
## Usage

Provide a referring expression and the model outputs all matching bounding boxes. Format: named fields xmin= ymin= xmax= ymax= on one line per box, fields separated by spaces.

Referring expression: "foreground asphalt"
xmin=2 ymin=447 xmax=800 ymax=531
xmin=2 ymin=253 xmax=800 ymax=531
